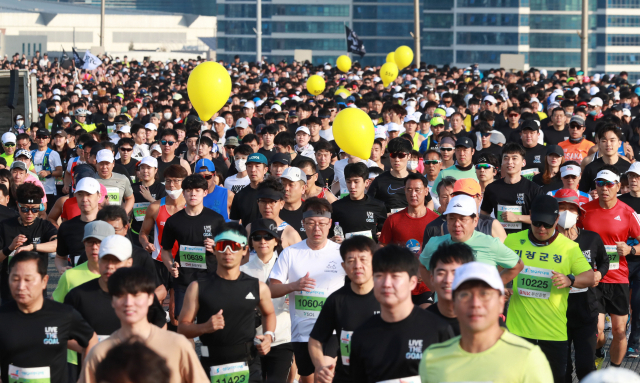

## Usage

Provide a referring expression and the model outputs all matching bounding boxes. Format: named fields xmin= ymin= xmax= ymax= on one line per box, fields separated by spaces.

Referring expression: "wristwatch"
xmin=631 ymin=246 xmax=637 ymax=256
xmin=264 ymin=331 xmax=276 ymax=342
xmin=567 ymin=274 xmax=575 ymax=287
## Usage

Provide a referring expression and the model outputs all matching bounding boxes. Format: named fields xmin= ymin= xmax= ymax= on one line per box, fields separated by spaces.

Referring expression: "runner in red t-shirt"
xmin=581 ymin=167 xmax=640 ymax=367
xmin=379 ymin=173 xmax=439 ymax=307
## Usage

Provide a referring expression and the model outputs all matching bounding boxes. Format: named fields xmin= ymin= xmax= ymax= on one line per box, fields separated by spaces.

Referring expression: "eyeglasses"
xmin=424 ymin=160 xmax=441 ymax=165
xmin=119 ymin=147 xmax=133 ymax=152
xmin=202 ymin=174 xmax=213 ymax=180
xmin=160 ymin=140 xmax=175 ymax=146
xmin=439 ymin=147 xmax=454 ymax=152
xmin=3 ymin=143 xmax=15 ymax=148
xmin=595 ymin=180 xmax=617 ymax=188
xmin=456 ymin=289 xmax=496 ymax=303
xmin=19 ymin=205 xmax=40 ymax=214
xmin=306 ymin=173 xmax=316 ymax=180
xmin=165 ymin=178 xmax=183 ymax=185
xmin=532 ymin=221 xmax=555 ymax=229
xmin=476 ymin=164 xmax=494 ymax=170
xmin=389 ymin=152 xmax=408 ymax=159
xmin=304 ymin=221 xmax=330 ymax=229
xmin=251 ymin=233 xmax=275 ymax=242
xmin=214 ymin=240 xmax=243 ymax=253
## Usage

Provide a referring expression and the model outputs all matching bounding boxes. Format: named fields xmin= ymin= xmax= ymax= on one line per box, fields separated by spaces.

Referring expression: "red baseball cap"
xmin=553 ymin=189 xmax=585 ymax=214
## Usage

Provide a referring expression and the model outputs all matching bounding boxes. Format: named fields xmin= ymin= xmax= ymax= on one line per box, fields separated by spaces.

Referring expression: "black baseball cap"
xmin=530 ymin=195 xmax=559 ymax=226
xmin=36 ymin=129 xmax=51 ymax=137
xmin=256 ymin=187 xmax=284 ymax=201
xmin=546 ymin=145 xmax=564 ymax=158
xmin=455 ymin=137 xmax=473 ymax=149
xmin=520 ymin=120 xmax=540 ymax=131
xmin=270 ymin=153 xmax=291 ymax=166
xmin=249 ymin=218 xmax=280 ymax=240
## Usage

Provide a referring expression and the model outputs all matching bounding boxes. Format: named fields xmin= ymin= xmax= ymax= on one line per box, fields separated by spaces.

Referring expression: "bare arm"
xmin=47 ymin=196 xmax=67 ymax=228
xmin=282 ymin=226 xmax=302 ymax=248
xmin=139 ymin=202 xmax=159 ymax=252
xmin=55 ymin=255 xmax=70 ymax=275
xmin=123 ymin=194 xmax=135 ymax=214
xmin=227 ymin=190 xmax=234 ymax=217
xmin=491 ymin=219 xmax=507 ymax=242
xmin=51 ymin=165 xmax=63 ymax=178
xmin=180 ymin=158 xmax=192 ymax=175
xmin=255 ymin=282 xmax=276 ymax=355
xmin=269 ymin=274 xmax=315 ymax=298
xmin=178 ymin=281 xmax=225 ymax=339
xmin=500 ymin=258 xmax=524 ymax=285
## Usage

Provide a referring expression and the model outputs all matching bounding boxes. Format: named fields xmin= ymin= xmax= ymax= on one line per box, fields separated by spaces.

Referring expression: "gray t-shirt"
xmin=98 ymin=172 xmax=133 ymax=206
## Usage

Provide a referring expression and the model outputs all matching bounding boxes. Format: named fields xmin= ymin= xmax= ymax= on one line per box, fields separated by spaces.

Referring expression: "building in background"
xmin=0 ymin=0 xmax=216 ymax=59
xmin=41 ymin=0 xmax=216 ymax=17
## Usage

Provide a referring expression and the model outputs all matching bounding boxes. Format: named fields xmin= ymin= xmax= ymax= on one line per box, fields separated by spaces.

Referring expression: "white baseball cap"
xmin=213 ymin=117 xmax=226 ymax=124
xmin=63 ymin=116 xmax=72 ymax=123
xmin=588 ymin=97 xmax=603 ymax=107
xmin=236 ymin=118 xmax=250 ymax=129
xmin=151 ymin=144 xmax=162 ymax=154
xmin=404 ymin=115 xmax=419 ymax=124
xmin=530 ymin=97 xmax=540 ymax=104
xmin=560 ymin=164 xmax=581 ymax=178
xmin=243 ymin=101 xmax=255 ymax=109
xmin=281 ymin=167 xmax=307 ymax=184
xmin=52 ymin=89 xmax=61 ymax=95
xmin=16 ymin=115 xmax=24 ymax=120
xmin=581 ymin=367 xmax=640 ymax=383
xmin=445 ymin=107 xmax=455 ymax=117
xmin=140 ymin=156 xmax=158 ymax=168
xmin=99 ymin=235 xmax=132 ymax=261
xmin=626 ymin=162 xmax=640 ymax=176
xmin=443 ymin=195 xmax=477 ymax=216
xmin=2 ymin=132 xmax=16 ymax=144
xmin=624 ymin=108 xmax=631 ymax=117
xmin=76 ymin=177 xmax=101 ymax=194
xmin=386 ymin=122 xmax=403 ymax=133
xmin=483 ymin=95 xmax=497 ymax=104
xmin=96 ymin=149 xmax=114 ymax=164
xmin=452 ymin=262 xmax=505 ymax=295
xmin=595 ymin=169 xmax=620 ymax=183
xmin=144 ymin=123 xmax=158 ymax=131
xmin=271 ymin=104 xmax=282 ymax=112
xmin=296 ymin=126 xmax=311 ymax=135
xmin=118 ymin=125 xmax=131 ymax=134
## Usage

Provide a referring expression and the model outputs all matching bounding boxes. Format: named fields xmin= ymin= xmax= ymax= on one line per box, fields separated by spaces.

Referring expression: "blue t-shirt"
xmin=203 ymin=186 xmax=229 ymax=221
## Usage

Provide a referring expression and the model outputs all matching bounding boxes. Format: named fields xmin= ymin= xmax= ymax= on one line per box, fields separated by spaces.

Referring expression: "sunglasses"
xmin=119 ymin=147 xmax=133 ymax=152
xmin=36 ymin=135 xmax=49 ymax=139
xmin=19 ymin=206 xmax=40 ymax=214
xmin=306 ymin=173 xmax=316 ymax=180
xmin=439 ymin=147 xmax=454 ymax=152
xmin=424 ymin=160 xmax=441 ymax=165
xmin=161 ymin=140 xmax=175 ymax=146
xmin=202 ymin=174 xmax=213 ymax=180
xmin=569 ymin=125 xmax=583 ymax=129
xmin=3 ymin=143 xmax=15 ymax=147
xmin=251 ymin=233 xmax=275 ymax=242
xmin=214 ymin=240 xmax=243 ymax=253
xmin=389 ymin=152 xmax=408 ymax=159
xmin=475 ymin=164 xmax=494 ymax=170
xmin=595 ymin=180 xmax=617 ymax=188
xmin=532 ymin=221 xmax=554 ymax=229
xmin=481 ymin=132 xmax=492 ymax=137
xmin=509 ymin=114 xmax=519 ymax=118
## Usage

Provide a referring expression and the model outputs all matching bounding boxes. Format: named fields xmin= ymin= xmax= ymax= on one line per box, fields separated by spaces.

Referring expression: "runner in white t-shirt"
xmin=32 ymin=130 xmax=63 ymax=199
xmin=269 ymin=198 xmax=346 ymax=383
xmin=224 ymin=144 xmax=252 ymax=193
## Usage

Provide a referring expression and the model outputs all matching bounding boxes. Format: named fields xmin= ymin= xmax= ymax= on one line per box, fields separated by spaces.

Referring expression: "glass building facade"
xmin=44 ymin=0 xmax=217 ymax=16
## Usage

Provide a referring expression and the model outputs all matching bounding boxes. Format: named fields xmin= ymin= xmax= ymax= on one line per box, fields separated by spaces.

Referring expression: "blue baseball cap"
xmin=195 ymin=159 xmax=215 ymax=173
xmin=247 ymin=153 xmax=268 ymax=165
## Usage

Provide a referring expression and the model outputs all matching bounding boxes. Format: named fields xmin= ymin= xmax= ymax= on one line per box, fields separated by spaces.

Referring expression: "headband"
xmin=214 ymin=231 xmax=247 ymax=246
xmin=302 ymin=210 xmax=332 ymax=219
xmin=17 ymin=196 xmax=42 ymax=205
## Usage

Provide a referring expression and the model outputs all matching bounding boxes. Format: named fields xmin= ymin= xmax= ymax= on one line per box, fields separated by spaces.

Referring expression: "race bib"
xmin=605 ymin=245 xmax=619 ymax=270
xmin=377 ymin=376 xmax=420 ymax=383
xmin=517 ymin=265 xmax=552 ymax=300
xmin=294 ymin=289 xmax=328 ymax=318
xmin=105 ymin=187 xmax=121 ymax=206
xmin=97 ymin=335 xmax=110 ymax=342
xmin=345 ymin=230 xmax=373 ymax=239
xmin=497 ymin=205 xmax=522 ymax=230
xmin=133 ymin=202 xmax=150 ymax=222
xmin=179 ymin=245 xmax=206 ymax=269
xmin=390 ymin=207 xmax=406 ymax=214
xmin=340 ymin=330 xmax=353 ymax=366
xmin=520 ymin=168 xmax=538 ymax=181
xmin=210 ymin=361 xmax=249 ymax=383
xmin=8 ymin=364 xmax=50 ymax=383
xmin=107 ymin=124 xmax=116 ymax=135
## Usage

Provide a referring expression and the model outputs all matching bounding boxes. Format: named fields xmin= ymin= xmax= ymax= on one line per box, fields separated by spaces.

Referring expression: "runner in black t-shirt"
xmin=350 ymin=245 xmax=453 ymax=382
xmin=0 ymin=183 xmax=58 ymax=302
xmin=0 ymin=252 xmax=96 ymax=383
xmin=280 ymin=167 xmax=307 ymax=239
xmin=309 ymin=236 xmax=381 ymax=383
xmin=367 ymin=137 xmax=412 ymax=213
xmin=64 ymin=235 xmax=166 ymax=339
xmin=520 ymin=120 xmax=548 ymax=178
xmin=0 ymin=184 xmax=18 ymax=223
xmin=481 ymin=143 xmax=542 ymax=235
xmin=130 ymin=156 xmax=166 ymax=247
xmin=580 ymin=125 xmax=631 ymax=194
xmin=161 ymin=174 xmax=225 ymax=317
xmin=425 ymin=242 xmax=476 ymax=336
xmin=230 ymin=153 xmax=268 ymax=227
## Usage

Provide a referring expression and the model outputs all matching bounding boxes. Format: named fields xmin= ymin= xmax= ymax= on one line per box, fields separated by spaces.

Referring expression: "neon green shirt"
xmin=52 ymin=261 xmax=100 ymax=365
xmin=420 ymin=329 xmax=553 ymax=383
xmin=420 ymin=231 xmax=520 ymax=271
xmin=505 ymin=230 xmax=591 ymax=341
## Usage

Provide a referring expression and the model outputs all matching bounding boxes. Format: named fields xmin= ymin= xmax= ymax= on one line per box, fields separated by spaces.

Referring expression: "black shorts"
xmin=412 ymin=291 xmax=434 ymax=305
xmin=597 ymin=283 xmax=630 ymax=316
xmin=291 ymin=337 xmax=339 ymax=377
xmin=154 ymin=259 xmax=172 ymax=290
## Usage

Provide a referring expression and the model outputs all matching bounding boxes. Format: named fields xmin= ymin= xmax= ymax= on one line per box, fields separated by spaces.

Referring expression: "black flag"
xmin=72 ymin=47 xmax=84 ymax=67
xmin=345 ymin=26 xmax=366 ymax=57
xmin=60 ymin=49 xmax=73 ymax=70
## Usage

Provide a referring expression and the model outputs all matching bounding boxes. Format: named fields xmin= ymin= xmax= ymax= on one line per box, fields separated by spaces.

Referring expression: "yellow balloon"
xmin=336 ymin=55 xmax=352 ymax=73
xmin=306 ymin=75 xmax=325 ymax=96
xmin=334 ymin=87 xmax=351 ymax=99
xmin=380 ymin=62 xmax=399 ymax=88
xmin=386 ymin=52 xmax=395 ymax=64
xmin=394 ymin=45 xmax=414 ymax=70
xmin=333 ymin=108 xmax=375 ymax=160
xmin=187 ymin=62 xmax=232 ymax=121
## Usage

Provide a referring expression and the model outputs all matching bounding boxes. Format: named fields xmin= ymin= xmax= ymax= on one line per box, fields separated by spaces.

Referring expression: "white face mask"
xmin=107 ymin=112 xmax=117 ymax=118
xmin=165 ymin=187 xmax=183 ymax=200
xmin=164 ymin=112 xmax=172 ymax=120
xmin=557 ymin=210 xmax=577 ymax=229
xmin=16 ymin=120 xmax=23 ymax=127
xmin=235 ymin=159 xmax=247 ymax=172
xmin=407 ymin=161 xmax=419 ymax=171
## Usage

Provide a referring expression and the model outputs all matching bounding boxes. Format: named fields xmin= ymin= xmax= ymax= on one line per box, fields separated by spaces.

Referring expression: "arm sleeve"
xmin=309 ymin=294 xmax=338 ymax=343
xmin=594 ymin=236 xmax=610 ymax=278
xmin=629 ymin=211 xmax=640 ymax=239
xmin=50 ymin=151 xmax=62 ymax=168
xmin=493 ymin=239 xmax=521 ymax=269
xmin=69 ymin=307 xmax=95 ymax=347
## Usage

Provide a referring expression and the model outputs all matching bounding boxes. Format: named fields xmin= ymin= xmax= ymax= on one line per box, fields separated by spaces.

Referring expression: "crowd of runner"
xmin=2 ymin=51 xmax=640 ymax=382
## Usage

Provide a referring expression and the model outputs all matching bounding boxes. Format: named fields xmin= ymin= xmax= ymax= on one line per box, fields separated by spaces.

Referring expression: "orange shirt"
xmin=559 ymin=139 xmax=594 ymax=163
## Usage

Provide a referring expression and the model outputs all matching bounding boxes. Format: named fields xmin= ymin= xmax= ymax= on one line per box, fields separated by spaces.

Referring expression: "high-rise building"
xmin=43 ymin=0 xmax=216 ymax=17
